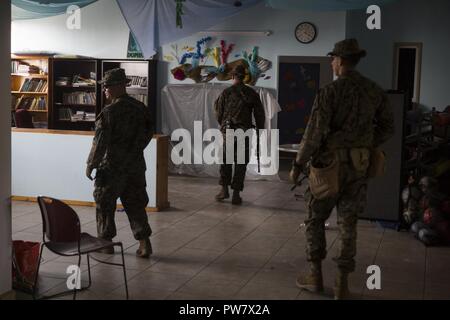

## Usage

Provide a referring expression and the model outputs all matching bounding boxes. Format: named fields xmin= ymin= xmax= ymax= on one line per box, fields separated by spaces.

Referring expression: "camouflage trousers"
xmin=304 ymin=160 xmax=367 ymax=273
xmin=94 ymin=168 xmax=152 ymax=241
xmin=219 ymin=136 xmax=250 ymax=191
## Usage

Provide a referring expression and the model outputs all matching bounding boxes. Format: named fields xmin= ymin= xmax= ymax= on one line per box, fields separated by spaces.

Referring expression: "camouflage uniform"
xmin=295 ymin=70 xmax=395 ymax=273
xmin=87 ymin=94 xmax=154 ymax=241
xmin=214 ymin=83 xmax=265 ymax=191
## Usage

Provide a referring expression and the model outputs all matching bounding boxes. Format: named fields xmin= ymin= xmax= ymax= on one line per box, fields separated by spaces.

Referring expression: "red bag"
xmin=12 ymin=240 xmax=41 ymax=293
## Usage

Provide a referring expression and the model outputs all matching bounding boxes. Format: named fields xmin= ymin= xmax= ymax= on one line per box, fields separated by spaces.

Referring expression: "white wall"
xmin=12 ymin=132 xmax=159 ymax=208
xmin=346 ymin=0 xmax=450 ymax=110
xmin=160 ymin=3 xmax=346 ymax=90
xmin=1 ymin=0 xmax=12 ymax=296
xmin=11 ymin=0 xmax=130 ymax=59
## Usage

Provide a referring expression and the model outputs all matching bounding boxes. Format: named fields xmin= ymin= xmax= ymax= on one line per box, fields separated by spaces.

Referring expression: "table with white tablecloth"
xmin=161 ymin=83 xmax=281 ymax=180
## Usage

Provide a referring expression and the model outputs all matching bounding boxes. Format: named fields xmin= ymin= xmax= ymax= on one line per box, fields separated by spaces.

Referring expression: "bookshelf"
xmin=11 ymin=55 xmax=53 ymax=128
xmin=51 ymin=58 xmax=100 ymax=131
xmin=101 ymin=59 xmax=157 ymax=125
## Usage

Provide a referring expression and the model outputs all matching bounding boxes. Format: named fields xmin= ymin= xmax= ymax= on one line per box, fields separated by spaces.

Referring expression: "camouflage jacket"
xmin=87 ymin=94 xmax=154 ymax=174
xmin=214 ymin=83 xmax=265 ymax=132
xmin=296 ymin=70 xmax=395 ymax=165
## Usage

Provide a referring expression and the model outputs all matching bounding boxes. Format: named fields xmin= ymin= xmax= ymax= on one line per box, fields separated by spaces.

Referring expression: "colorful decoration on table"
xmin=179 ymin=37 xmax=212 ymax=68
xmin=242 ymin=47 xmax=261 ymax=82
xmin=212 ymin=47 xmax=221 ymax=68
xmin=168 ymin=38 xmax=272 ymax=85
xmin=175 ymin=0 xmax=186 ymax=29
xmin=220 ymin=40 xmax=235 ymax=65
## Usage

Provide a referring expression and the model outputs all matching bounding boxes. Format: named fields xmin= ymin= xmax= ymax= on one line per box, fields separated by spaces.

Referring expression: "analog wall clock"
xmin=295 ymin=22 xmax=317 ymax=44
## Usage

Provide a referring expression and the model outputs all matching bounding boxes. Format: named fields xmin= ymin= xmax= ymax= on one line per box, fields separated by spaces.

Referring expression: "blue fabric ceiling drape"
xmin=12 ymin=0 xmax=98 ymax=20
xmin=116 ymin=0 xmax=398 ymax=58
xmin=12 ymin=0 xmax=399 ymax=57
xmin=265 ymin=0 xmax=397 ymax=11
xmin=116 ymin=0 xmax=263 ymax=58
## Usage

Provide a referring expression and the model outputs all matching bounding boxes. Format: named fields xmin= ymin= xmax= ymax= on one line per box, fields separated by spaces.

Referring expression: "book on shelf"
xmin=58 ymin=108 xmax=72 ymax=121
xmin=13 ymin=63 xmax=41 ymax=74
xmin=56 ymin=75 xmax=96 ymax=87
xmin=71 ymin=111 xmax=96 ymax=122
xmin=72 ymin=74 xmax=96 ymax=87
xmin=14 ymin=96 xmax=47 ymax=111
xmin=126 ymin=75 xmax=147 ymax=87
xmin=19 ymin=78 xmax=48 ymax=92
xmin=11 ymin=61 xmax=20 ymax=74
xmin=55 ymin=76 xmax=71 ymax=86
xmin=58 ymin=108 xmax=95 ymax=122
xmin=62 ymin=91 xmax=96 ymax=105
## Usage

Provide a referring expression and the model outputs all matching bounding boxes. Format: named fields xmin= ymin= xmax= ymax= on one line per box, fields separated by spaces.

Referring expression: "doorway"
xmin=393 ymin=42 xmax=423 ymax=108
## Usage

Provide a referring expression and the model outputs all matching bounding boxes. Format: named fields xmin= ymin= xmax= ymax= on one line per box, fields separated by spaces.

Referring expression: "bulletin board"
xmin=277 ymin=56 xmax=333 ymax=145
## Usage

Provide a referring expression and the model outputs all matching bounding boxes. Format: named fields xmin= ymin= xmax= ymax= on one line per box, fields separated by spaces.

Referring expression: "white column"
xmin=0 ymin=0 xmax=12 ymax=296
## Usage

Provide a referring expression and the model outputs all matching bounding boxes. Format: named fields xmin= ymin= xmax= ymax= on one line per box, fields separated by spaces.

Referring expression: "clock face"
xmin=295 ymin=22 xmax=317 ymax=44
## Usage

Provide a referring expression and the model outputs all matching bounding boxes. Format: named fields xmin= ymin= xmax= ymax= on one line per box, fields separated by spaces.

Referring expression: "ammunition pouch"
xmin=309 ymin=155 xmax=340 ymax=200
xmin=349 ymin=148 xmax=371 ymax=172
xmin=368 ymin=148 xmax=386 ymax=178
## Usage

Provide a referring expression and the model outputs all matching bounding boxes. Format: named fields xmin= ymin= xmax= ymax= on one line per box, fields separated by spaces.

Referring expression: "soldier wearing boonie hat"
xmin=98 ymin=68 xmax=131 ymax=86
xmin=289 ymin=39 xmax=395 ymax=299
xmin=87 ymin=68 xmax=154 ymax=258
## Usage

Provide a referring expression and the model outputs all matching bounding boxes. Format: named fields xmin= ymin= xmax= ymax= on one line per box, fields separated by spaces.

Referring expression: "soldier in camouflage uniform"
xmin=289 ymin=39 xmax=395 ymax=299
xmin=214 ymin=65 xmax=265 ymax=205
xmin=86 ymin=68 xmax=154 ymax=258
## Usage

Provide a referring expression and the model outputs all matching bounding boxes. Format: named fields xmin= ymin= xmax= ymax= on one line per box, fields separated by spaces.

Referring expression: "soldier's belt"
xmin=336 ymin=148 xmax=371 ymax=172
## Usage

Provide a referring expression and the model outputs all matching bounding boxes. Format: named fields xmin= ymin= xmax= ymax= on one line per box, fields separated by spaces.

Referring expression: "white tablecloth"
xmin=161 ymin=83 xmax=281 ymax=180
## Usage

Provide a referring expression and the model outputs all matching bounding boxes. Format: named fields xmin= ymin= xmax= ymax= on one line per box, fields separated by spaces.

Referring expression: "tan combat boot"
xmin=136 ymin=238 xmax=152 ymax=258
xmin=296 ymin=261 xmax=324 ymax=292
xmin=231 ymin=190 xmax=242 ymax=205
xmin=334 ymin=270 xmax=350 ymax=300
xmin=215 ymin=186 xmax=230 ymax=201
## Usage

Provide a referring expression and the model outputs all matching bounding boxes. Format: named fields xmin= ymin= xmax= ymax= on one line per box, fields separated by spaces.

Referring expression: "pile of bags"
xmin=402 ymin=176 xmax=450 ymax=246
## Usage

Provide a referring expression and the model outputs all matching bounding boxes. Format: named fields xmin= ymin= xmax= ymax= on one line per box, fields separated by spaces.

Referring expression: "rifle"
xmin=291 ymin=175 xmax=307 ymax=191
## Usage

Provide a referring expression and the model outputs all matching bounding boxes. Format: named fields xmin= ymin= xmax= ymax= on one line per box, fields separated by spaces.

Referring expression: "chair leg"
xmin=32 ymin=244 xmax=44 ymax=300
xmin=73 ymin=254 xmax=82 ymax=300
xmin=119 ymin=244 xmax=129 ymax=300
xmin=86 ymin=254 xmax=92 ymax=289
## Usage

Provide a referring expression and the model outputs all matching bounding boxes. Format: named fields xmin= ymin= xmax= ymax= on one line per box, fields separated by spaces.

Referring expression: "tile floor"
xmin=12 ymin=175 xmax=450 ymax=300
